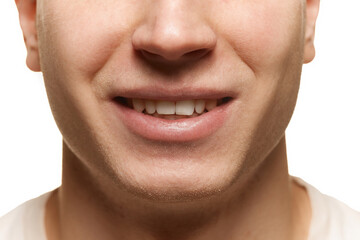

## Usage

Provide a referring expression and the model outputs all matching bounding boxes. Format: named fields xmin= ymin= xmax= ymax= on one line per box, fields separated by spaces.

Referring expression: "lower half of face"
xmin=38 ymin=0 xmax=305 ymax=201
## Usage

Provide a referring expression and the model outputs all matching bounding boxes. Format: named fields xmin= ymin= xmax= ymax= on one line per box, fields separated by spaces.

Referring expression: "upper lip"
xmin=108 ymin=86 xmax=237 ymax=101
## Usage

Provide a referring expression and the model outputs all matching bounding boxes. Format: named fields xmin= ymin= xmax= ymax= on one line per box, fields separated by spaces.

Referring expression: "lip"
xmin=109 ymin=90 xmax=234 ymax=142
xmin=107 ymin=86 xmax=237 ymax=101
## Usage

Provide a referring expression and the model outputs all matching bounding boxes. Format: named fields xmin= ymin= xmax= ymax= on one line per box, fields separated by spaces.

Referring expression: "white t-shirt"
xmin=1 ymin=178 xmax=360 ymax=240
xmin=0 ymin=191 xmax=49 ymax=240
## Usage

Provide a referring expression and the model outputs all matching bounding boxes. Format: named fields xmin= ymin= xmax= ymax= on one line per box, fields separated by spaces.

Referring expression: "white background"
xmin=1 ymin=0 xmax=360 ymax=217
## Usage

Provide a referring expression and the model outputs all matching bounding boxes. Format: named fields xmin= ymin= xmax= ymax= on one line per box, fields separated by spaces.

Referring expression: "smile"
xmin=109 ymin=88 xmax=235 ymax=142
xmin=114 ymin=97 xmax=232 ymax=120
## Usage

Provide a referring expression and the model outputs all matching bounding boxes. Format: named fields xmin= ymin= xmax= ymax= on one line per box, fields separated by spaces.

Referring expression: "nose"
xmin=132 ymin=0 xmax=217 ymax=64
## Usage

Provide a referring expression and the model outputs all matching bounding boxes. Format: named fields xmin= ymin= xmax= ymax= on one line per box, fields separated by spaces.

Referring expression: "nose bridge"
xmin=132 ymin=0 xmax=216 ymax=62
xmin=154 ymin=0 xmax=190 ymax=38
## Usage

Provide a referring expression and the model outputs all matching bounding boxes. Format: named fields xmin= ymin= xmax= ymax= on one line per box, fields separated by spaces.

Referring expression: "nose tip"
xmin=132 ymin=8 xmax=217 ymax=64
xmin=134 ymin=35 xmax=216 ymax=63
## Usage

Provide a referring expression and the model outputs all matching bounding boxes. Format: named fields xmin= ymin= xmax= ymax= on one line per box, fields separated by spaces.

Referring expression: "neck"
xmin=45 ymin=137 xmax=311 ymax=240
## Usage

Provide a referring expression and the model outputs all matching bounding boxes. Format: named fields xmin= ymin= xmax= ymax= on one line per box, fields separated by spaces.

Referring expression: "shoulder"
xmin=293 ymin=177 xmax=360 ymax=240
xmin=0 ymin=192 xmax=53 ymax=240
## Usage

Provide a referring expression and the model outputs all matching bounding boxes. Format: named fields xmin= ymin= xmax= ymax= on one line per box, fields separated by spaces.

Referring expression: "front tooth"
xmin=195 ymin=100 xmax=205 ymax=114
xmin=176 ymin=100 xmax=195 ymax=116
xmin=205 ymin=99 xmax=217 ymax=111
xmin=132 ymin=99 xmax=145 ymax=113
xmin=145 ymin=100 xmax=156 ymax=114
xmin=156 ymin=101 xmax=175 ymax=115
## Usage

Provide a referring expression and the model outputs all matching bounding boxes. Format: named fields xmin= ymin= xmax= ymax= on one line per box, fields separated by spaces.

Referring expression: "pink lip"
xmin=111 ymin=98 xmax=232 ymax=142
xmin=108 ymin=86 xmax=237 ymax=101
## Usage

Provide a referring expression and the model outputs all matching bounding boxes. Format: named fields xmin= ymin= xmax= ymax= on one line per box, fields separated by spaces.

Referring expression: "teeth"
xmin=145 ymin=100 xmax=156 ymax=114
xmin=131 ymin=98 xmax=224 ymax=116
xmin=205 ymin=99 xmax=217 ymax=111
xmin=132 ymin=99 xmax=145 ymax=113
xmin=156 ymin=101 xmax=176 ymax=115
xmin=176 ymin=100 xmax=195 ymax=116
xmin=195 ymin=100 xmax=205 ymax=114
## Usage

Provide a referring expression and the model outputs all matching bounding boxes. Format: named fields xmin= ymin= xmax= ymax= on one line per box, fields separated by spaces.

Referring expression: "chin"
xmin=111 ymin=157 xmax=240 ymax=202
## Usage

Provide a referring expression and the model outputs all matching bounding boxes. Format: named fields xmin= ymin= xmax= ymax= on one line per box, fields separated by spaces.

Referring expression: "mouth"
xmin=114 ymin=97 xmax=232 ymax=120
xmin=109 ymin=89 xmax=234 ymax=142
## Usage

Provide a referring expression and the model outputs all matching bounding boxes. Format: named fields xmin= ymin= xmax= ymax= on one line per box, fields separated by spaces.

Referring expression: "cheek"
xmin=216 ymin=0 xmax=304 ymax=71
xmin=39 ymin=1 xmax=142 ymax=76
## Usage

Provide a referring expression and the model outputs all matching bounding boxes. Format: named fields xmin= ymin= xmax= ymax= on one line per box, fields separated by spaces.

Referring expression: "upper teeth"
xmin=132 ymin=99 xmax=218 ymax=116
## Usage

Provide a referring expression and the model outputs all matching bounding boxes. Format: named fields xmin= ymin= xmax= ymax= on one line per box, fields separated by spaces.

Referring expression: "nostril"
xmin=138 ymin=48 xmax=211 ymax=63
xmin=139 ymin=50 xmax=164 ymax=62
xmin=183 ymin=49 xmax=210 ymax=59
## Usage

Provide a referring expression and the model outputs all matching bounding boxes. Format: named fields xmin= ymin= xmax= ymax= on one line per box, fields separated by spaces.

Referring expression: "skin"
xmin=16 ymin=0 xmax=319 ymax=239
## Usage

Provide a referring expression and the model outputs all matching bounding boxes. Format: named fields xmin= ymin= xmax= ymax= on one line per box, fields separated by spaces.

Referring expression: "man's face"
xmin=33 ymin=0 xmax=315 ymax=200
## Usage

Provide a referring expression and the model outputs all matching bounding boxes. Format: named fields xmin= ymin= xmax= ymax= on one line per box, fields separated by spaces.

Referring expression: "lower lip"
xmin=111 ymin=101 xmax=231 ymax=142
